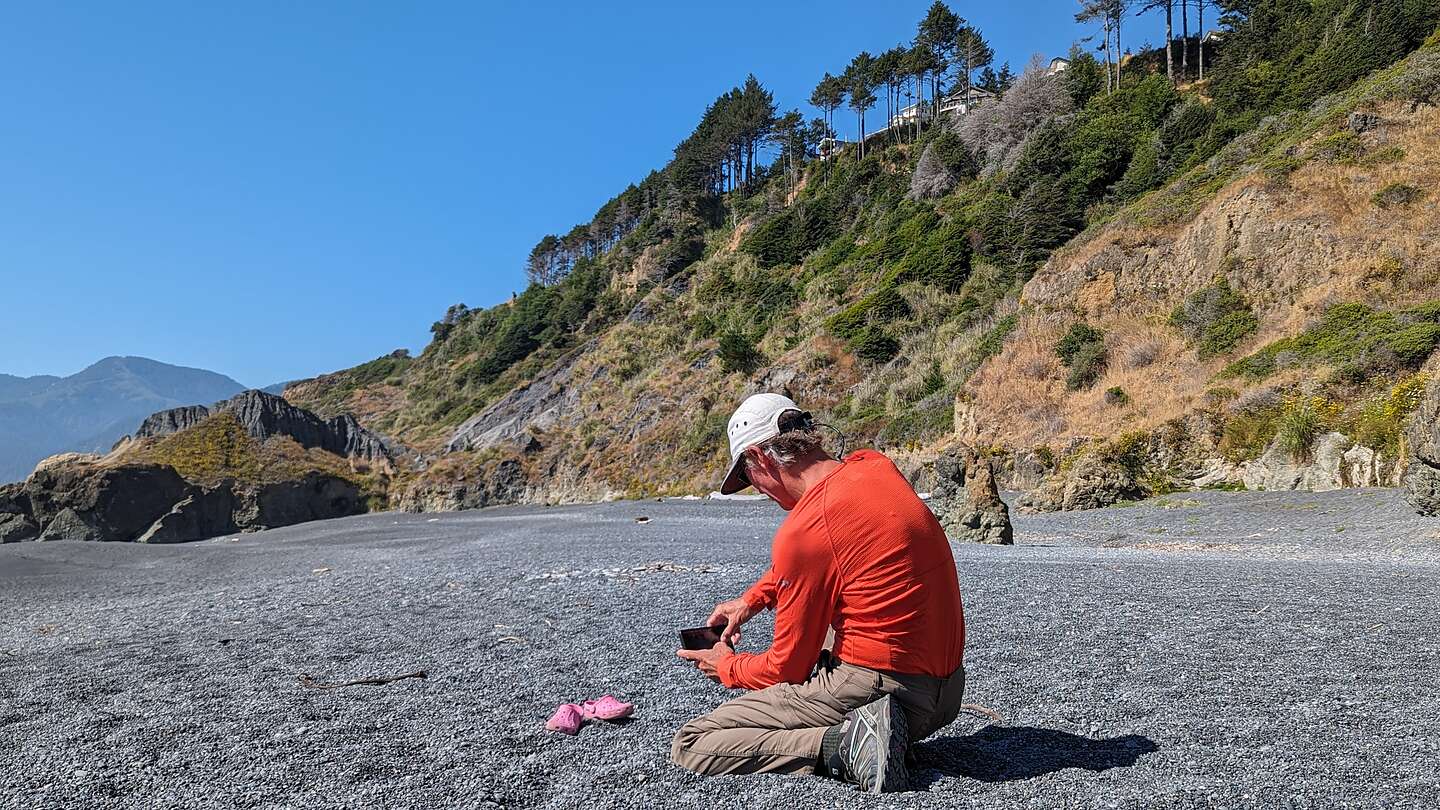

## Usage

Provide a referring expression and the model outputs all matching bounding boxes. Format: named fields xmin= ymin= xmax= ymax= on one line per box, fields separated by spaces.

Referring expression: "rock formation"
xmin=1241 ymin=432 xmax=1401 ymax=492
xmin=135 ymin=389 xmax=399 ymax=465
xmin=1018 ymin=452 xmax=1149 ymax=512
xmin=0 ymin=453 xmax=363 ymax=544
xmin=1 ymin=391 xmax=382 ymax=543
xmin=927 ymin=445 xmax=1013 ymax=545
xmin=1404 ymin=378 xmax=1440 ymax=515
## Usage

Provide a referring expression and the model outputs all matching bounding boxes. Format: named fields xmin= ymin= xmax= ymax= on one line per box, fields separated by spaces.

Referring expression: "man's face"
xmin=743 ymin=448 xmax=799 ymax=511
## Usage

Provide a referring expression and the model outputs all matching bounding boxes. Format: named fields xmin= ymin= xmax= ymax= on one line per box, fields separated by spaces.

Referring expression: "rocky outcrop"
xmin=1018 ymin=452 xmax=1148 ymax=512
xmin=1239 ymin=433 xmax=1400 ymax=492
xmin=133 ymin=404 xmax=211 ymax=439
xmin=136 ymin=390 xmax=400 ymax=465
xmin=1404 ymin=378 xmax=1440 ymax=515
xmin=446 ymin=343 xmax=593 ymax=454
xmin=233 ymin=474 xmax=364 ymax=529
xmin=25 ymin=460 xmax=193 ymax=542
xmin=392 ymin=458 xmax=528 ymax=512
xmin=927 ymin=446 xmax=1013 ymax=545
xmin=0 ymin=482 xmax=38 ymax=543
xmin=0 ymin=454 xmax=365 ymax=544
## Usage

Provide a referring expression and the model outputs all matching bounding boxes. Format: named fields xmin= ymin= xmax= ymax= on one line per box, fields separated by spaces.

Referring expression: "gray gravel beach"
xmin=1 ymin=488 xmax=1437 ymax=809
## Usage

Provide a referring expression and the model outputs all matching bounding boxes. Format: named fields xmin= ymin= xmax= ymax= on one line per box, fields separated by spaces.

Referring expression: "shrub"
xmin=1124 ymin=339 xmax=1163 ymax=369
xmin=1307 ymin=132 xmax=1364 ymax=164
xmin=1351 ymin=372 xmax=1428 ymax=455
xmin=1220 ymin=407 xmax=1282 ymax=463
xmin=717 ymin=330 xmax=762 ymax=374
xmin=1065 ymin=340 xmax=1109 ymax=390
xmin=827 ymin=287 xmax=912 ymax=339
xmin=1170 ymin=279 xmax=1259 ymax=358
xmin=975 ymin=314 xmax=1019 ymax=361
xmin=1056 ymin=323 xmax=1105 ymax=365
xmin=849 ymin=326 xmax=900 ymax=363
xmin=1260 ymin=153 xmax=1304 ymax=184
xmin=1224 ymin=301 xmax=1440 ymax=380
xmin=1372 ymin=183 xmax=1423 ymax=209
xmin=1274 ymin=396 xmax=1340 ymax=460
xmin=1056 ymin=323 xmax=1108 ymax=391
xmin=1358 ymin=145 xmax=1405 ymax=166
xmin=1105 ymin=386 xmax=1131 ymax=406
xmin=884 ymin=220 xmax=973 ymax=291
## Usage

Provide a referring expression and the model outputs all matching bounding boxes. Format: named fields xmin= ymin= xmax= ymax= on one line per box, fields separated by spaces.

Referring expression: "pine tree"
xmin=1140 ymin=0 xmax=1176 ymax=82
xmin=955 ymin=25 xmax=994 ymax=97
xmin=917 ymin=2 xmax=961 ymax=117
xmin=844 ymin=52 xmax=878 ymax=160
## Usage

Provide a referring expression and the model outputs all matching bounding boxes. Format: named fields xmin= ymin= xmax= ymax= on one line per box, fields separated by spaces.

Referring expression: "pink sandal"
xmin=580 ymin=695 xmax=634 ymax=722
xmin=545 ymin=703 xmax=584 ymax=735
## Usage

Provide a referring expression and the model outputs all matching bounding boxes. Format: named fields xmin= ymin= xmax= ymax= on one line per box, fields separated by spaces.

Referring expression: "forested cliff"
xmin=285 ymin=0 xmax=1440 ymax=509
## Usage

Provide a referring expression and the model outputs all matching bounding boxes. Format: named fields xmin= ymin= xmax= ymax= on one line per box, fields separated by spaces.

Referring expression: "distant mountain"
xmin=0 ymin=357 xmax=246 ymax=483
xmin=260 ymin=380 xmax=302 ymax=396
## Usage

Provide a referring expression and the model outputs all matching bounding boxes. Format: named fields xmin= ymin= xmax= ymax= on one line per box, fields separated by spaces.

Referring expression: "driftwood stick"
xmin=959 ymin=703 xmax=1004 ymax=724
xmin=298 ymin=669 xmax=427 ymax=690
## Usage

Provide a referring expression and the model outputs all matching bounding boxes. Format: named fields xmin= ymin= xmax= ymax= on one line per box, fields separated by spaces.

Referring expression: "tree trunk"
xmin=1181 ymin=0 xmax=1190 ymax=79
xmin=1198 ymin=1 xmax=1206 ymax=80
xmin=856 ymin=110 xmax=862 ymax=161
xmin=1165 ymin=1 xmax=1174 ymax=82
xmin=1104 ymin=19 xmax=1114 ymax=94
xmin=1115 ymin=11 xmax=1122 ymax=89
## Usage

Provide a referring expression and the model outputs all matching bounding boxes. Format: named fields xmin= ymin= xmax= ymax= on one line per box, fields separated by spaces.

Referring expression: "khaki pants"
xmin=671 ymin=651 xmax=967 ymax=776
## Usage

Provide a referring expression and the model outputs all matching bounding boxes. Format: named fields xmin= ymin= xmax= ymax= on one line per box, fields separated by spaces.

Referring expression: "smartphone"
xmin=679 ymin=624 xmax=727 ymax=651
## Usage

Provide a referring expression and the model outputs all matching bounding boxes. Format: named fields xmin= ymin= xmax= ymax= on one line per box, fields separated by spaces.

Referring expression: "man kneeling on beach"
xmin=673 ymin=393 xmax=967 ymax=793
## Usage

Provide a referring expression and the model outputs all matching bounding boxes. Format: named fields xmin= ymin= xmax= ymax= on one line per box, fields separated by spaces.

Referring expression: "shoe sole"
xmin=871 ymin=697 xmax=910 ymax=793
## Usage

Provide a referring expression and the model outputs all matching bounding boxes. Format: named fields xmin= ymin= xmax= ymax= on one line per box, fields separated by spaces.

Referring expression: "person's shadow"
xmin=912 ymin=725 xmax=1159 ymax=787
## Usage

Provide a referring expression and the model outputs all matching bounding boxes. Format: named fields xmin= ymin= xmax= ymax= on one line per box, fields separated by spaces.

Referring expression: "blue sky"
xmin=0 ymin=1 xmax=1164 ymax=386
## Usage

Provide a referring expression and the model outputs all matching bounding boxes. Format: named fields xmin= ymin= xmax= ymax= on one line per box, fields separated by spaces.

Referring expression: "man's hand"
xmin=676 ymin=641 xmax=734 ymax=684
xmin=706 ymin=597 xmax=759 ymax=646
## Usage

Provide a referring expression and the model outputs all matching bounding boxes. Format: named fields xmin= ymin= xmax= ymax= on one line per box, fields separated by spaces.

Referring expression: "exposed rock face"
xmin=233 ymin=474 xmax=364 ymax=529
xmin=1019 ymin=453 xmax=1147 ymax=512
xmin=136 ymin=390 xmax=399 ymax=464
xmin=1240 ymin=433 xmax=1400 ymax=492
xmin=135 ymin=487 xmax=238 ymax=544
xmin=446 ymin=344 xmax=592 ymax=454
xmin=1 ymin=454 xmax=365 ymax=543
xmin=927 ymin=446 xmax=1013 ymax=544
xmin=0 ymin=484 xmax=38 ymax=542
xmin=1404 ymin=378 xmax=1440 ymax=515
xmin=393 ymin=459 xmax=527 ymax=512
xmin=134 ymin=405 xmax=211 ymax=439
xmin=25 ymin=461 xmax=193 ymax=542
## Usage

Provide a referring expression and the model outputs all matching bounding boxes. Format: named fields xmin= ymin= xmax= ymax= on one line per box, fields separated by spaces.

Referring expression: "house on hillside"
xmin=885 ymin=55 xmax=1071 ymax=132
xmin=817 ymin=135 xmax=848 ymax=162
xmin=888 ymin=85 xmax=994 ymax=130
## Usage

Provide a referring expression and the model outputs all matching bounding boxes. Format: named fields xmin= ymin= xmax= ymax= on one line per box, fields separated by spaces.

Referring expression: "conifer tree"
xmin=844 ymin=52 xmax=878 ymax=161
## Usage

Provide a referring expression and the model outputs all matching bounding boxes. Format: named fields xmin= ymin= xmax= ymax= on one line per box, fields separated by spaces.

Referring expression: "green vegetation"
xmin=1225 ymin=302 xmax=1440 ymax=381
xmin=1372 ymin=183 xmax=1424 ymax=209
xmin=1274 ymin=396 xmax=1328 ymax=460
xmin=1351 ymin=372 xmax=1429 ymax=456
xmin=129 ymin=412 xmax=371 ymax=490
xmin=974 ymin=313 xmax=1018 ymax=361
xmin=1055 ymin=323 xmax=1108 ymax=390
xmin=1170 ymin=279 xmax=1259 ymax=359
xmin=279 ymin=0 xmax=1440 ymax=502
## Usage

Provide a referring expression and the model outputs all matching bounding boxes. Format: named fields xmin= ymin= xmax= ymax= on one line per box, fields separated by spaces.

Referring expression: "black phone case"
xmin=679 ymin=626 xmax=724 ymax=650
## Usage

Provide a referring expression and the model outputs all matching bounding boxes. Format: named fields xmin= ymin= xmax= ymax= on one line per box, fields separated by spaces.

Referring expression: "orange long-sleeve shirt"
xmin=716 ymin=450 xmax=966 ymax=690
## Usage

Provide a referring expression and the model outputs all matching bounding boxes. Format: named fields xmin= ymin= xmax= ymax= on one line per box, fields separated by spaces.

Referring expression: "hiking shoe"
xmin=833 ymin=695 xmax=909 ymax=793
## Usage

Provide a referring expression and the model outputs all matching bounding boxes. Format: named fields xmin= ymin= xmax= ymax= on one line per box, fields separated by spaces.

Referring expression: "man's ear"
xmin=743 ymin=445 xmax=770 ymax=477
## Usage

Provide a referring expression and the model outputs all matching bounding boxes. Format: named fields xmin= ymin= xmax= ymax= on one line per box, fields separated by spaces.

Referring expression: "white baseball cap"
xmin=720 ymin=393 xmax=807 ymax=494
